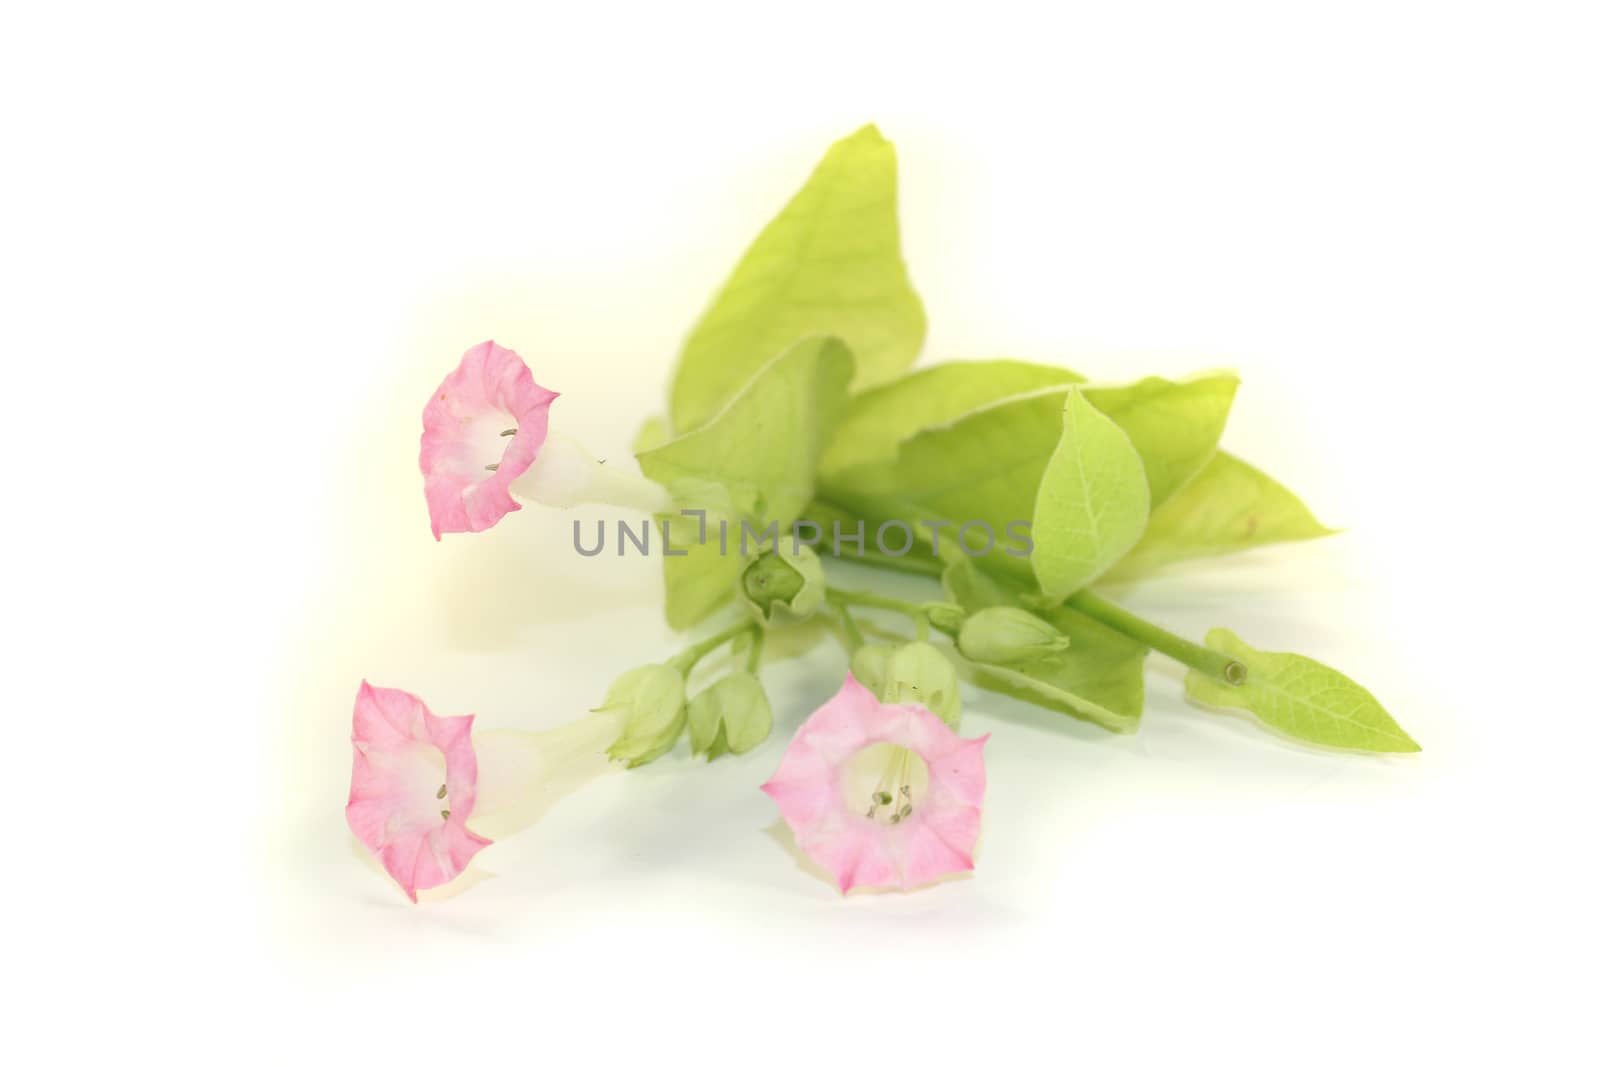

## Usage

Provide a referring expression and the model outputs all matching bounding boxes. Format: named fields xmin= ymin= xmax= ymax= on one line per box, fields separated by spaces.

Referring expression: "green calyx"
xmin=739 ymin=541 xmax=826 ymax=623
xmin=595 ymin=664 xmax=688 ymax=768
xmin=687 ymin=672 xmax=774 ymax=760
xmin=851 ymin=640 xmax=961 ymax=727
xmin=956 ymin=606 xmax=1071 ymax=666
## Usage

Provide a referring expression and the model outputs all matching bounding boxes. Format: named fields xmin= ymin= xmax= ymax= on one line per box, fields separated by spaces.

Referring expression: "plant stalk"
xmin=668 ymin=621 xmax=757 ymax=674
xmin=1067 ymin=589 xmax=1246 ymax=685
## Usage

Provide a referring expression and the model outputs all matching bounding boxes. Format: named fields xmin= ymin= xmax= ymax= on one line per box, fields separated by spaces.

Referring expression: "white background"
xmin=5 ymin=2 xmax=1597 ymax=1063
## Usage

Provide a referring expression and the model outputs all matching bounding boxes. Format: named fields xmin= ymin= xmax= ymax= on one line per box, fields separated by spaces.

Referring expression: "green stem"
xmin=1068 ymin=589 xmax=1246 ymax=686
xmin=834 ymin=604 xmax=866 ymax=653
xmin=829 ymin=545 xmax=1245 ymax=686
xmin=826 ymin=587 xmax=917 ymax=614
xmin=825 ymin=537 xmax=1248 ymax=687
xmin=745 ymin=627 xmax=766 ymax=673
xmin=828 ymin=547 xmax=945 ymax=577
xmin=667 ymin=621 xmax=757 ymax=674
xmin=825 ymin=586 xmax=956 ymax=623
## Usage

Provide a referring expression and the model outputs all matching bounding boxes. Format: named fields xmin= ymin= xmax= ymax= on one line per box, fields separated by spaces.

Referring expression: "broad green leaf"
xmin=640 ymin=336 xmax=854 ymax=527
xmin=820 ymin=360 xmax=1082 ymax=477
xmin=819 ymin=373 xmax=1235 ymax=566
xmin=799 ymin=499 xmax=943 ymax=570
xmin=631 ymin=415 xmax=669 ymax=454
xmin=1107 ymin=452 xmax=1336 ymax=580
xmin=1185 ymin=628 xmax=1418 ymax=753
xmin=822 ymin=387 xmax=1068 ymax=560
xmin=942 ymin=559 xmax=1146 ymax=732
xmin=1076 ymin=373 xmax=1237 ymax=508
xmin=1031 ymin=389 xmax=1150 ymax=599
xmin=668 ymin=124 xmax=925 ymax=434
xmin=641 ymin=337 xmax=853 ymax=629
xmin=658 ymin=511 xmax=743 ymax=630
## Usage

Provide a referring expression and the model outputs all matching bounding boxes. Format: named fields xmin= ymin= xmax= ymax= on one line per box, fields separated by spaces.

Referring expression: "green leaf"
xmin=819 ymin=372 xmax=1234 ymax=568
xmin=642 ymin=337 xmax=853 ymax=629
xmin=821 ymin=387 xmax=1070 ymax=560
xmin=820 ymin=359 xmax=1082 ymax=476
xmin=1031 ymin=388 xmax=1150 ymax=599
xmin=1184 ymin=628 xmax=1419 ymax=753
xmin=1076 ymin=373 xmax=1237 ymax=508
xmin=658 ymin=511 xmax=744 ymax=630
xmin=641 ymin=336 xmax=854 ymax=528
xmin=631 ymin=415 xmax=669 ymax=454
xmin=1107 ymin=452 xmax=1336 ymax=580
xmin=800 ymin=499 xmax=944 ymax=571
xmin=942 ymin=559 xmax=1146 ymax=732
xmin=668 ymin=124 xmax=925 ymax=434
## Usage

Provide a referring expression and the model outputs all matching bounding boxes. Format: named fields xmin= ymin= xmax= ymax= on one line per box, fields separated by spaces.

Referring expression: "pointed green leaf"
xmin=1076 ymin=373 xmax=1237 ymax=508
xmin=642 ymin=337 xmax=853 ymax=629
xmin=668 ymin=124 xmax=925 ymax=434
xmin=1108 ymin=452 xmax=1336 ymax=580
xmin=800 ymin=498 xmax=945 ymax=571
xmin=658 ymin=510 xmax=743 ymax=630
xmin=822 ymin=386 xmax=1068 ymax=559
xmin=1031 ymin=389 xmax=1150 ymax=599
xmin=820 ymin=359 xmax=1082 ymax=476
xmin=641 ymin=336 xmax=853 ymax=528
xmin=1184 ymin=628 xmax=1419 ymax=753
xmin=631 ymin=415 xmax=669 ymax=454
xmin=819 ymin=372 xmax=1235 ymax=567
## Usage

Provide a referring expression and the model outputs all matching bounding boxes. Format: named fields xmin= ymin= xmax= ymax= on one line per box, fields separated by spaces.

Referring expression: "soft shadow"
xmin=429 ymin=511 xmax=662 ymax=651
xmin=759 ymin=820 xmax=976 ymax=897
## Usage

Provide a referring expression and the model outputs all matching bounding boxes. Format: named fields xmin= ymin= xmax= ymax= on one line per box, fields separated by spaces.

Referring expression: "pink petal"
xmin=891 ymin=821 xmax=976 ymax=886
xmin=926 ymin=735 xmax=988 ymax=809
xmin=420 ymin=340 xmax=558 ymax=539
xmin=761 ymin=674 xmax=988 ymax=893
xmin=346 ymin=682 xmax=492 ymax=901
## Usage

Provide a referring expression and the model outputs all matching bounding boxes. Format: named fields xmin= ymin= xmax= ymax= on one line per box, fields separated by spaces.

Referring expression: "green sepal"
xmin=739 ymin=542 xmax=826 ymax=622
xmin=849 ymin=644 xmax=892 ymax=692
xmin=851 ymin=640 xmax=961 ymax=727
xmin=883 ymin=641 xmax=961 ymax=727
xmin=595 ymin=664 xmax=688 ymax=768
xmin=686 ymin=672 xmax=773 ymax=759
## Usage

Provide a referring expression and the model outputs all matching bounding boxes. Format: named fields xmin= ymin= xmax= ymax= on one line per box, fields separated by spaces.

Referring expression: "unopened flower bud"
xmin=595 ymin=664 xmax=687 ymax=768
xmin=956 ymin=607 xmax=1071 ymax=666
xmin=739 ymin=540 xmax=825 ymax=622
xmin=922 ymin=601 xmax=967 ymax=637
xmin=686 ymin=672 xmax=773 ymax=760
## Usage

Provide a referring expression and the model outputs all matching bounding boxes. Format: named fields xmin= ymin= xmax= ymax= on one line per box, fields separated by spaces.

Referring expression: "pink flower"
xmin=761 ymin=674 xmax=988 ymax=893
xmin=346 ymin=682 xmax=492 ymax=901
xmin=420 ymin=340 xmax=558 ymax=539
